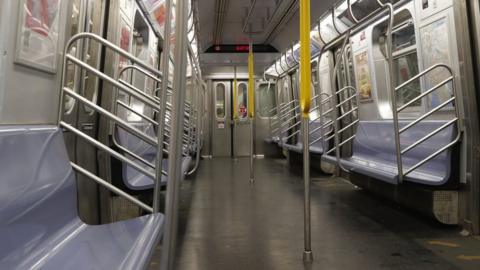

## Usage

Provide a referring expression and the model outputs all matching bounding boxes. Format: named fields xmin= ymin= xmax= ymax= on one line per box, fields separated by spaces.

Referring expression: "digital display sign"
xmin=205 ymin=44 xmax=278 ymax=53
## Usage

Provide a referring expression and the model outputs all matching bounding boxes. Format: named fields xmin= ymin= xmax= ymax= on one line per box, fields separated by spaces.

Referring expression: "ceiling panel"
xmin=195 ymin=0 xmax=336 ymax=73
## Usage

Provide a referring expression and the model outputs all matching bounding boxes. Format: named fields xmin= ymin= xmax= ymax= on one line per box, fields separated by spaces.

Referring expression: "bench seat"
xmin=0 ymin=126 xmax=163 ymax=269
xmin=322 ymin=121 xmax=456 ymax=186
xmin=117 ymin=125 xmax=192 ymax=190
xmin=282 ymin=121 xmax=324 ymax=155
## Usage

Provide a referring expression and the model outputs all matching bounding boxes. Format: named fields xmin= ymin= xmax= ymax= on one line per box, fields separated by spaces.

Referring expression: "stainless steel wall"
xmin=0 ymin=0 xmax=71 ymax=124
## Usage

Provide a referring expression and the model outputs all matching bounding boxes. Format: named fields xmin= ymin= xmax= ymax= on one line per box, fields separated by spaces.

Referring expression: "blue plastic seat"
xmin=0 ymin=126 xmax=163 ymax=269
xmin=325 ymin=121 xmax=456 ymax=186
xmin=283 ymin=121 xmax=324 ymax=154
xmin=308 ymin=121 xmax=324 ymax=155
xmin=116 ymin=125 xmax=192 ymax=190
xmin=283 ymin=136 xmax=303 ymax=153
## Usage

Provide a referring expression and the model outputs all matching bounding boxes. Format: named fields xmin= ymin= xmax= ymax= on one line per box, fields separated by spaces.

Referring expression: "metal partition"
xmin=321 ymin=31 xmax=360 ymax=168
xmin=112 ymin=65 xmax=195 ymax=159
xmin=392 ymin=64 xmax=461 ymax=182
xmin=58 ymin=33 xmax=164 ymax=213
xmin=211 ymin=81 xmax=232 ymax=157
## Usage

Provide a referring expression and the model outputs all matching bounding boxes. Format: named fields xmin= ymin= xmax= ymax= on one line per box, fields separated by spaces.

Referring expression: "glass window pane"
xmin=238 ymin=83 xmax=248 ymax=120
xmin=216 ymin=83 xmax=225 ymax=118
xmin=420 ymin=17 xmax=454 ymax=109
xmin=394 ymin=52 xmax=420 ymax=108
xmin=257 ymin=83 xmax=277 ymax=117
xmin=392 ymin=21 xmax=416 ymax=52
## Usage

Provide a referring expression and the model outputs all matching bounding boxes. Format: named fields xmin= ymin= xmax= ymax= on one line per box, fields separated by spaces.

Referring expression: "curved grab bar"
xmin=331 ymin=7 xmax=341 ymax=35
xmin=317 ymin=20 xmax=327 ymax=46
xmin=330 ymin=30 xmax=352 ymax=173
xmin=271 ymin=0 xmax=399 ymax=78
xmin=347 ymin=0 xmax=360 ymax=23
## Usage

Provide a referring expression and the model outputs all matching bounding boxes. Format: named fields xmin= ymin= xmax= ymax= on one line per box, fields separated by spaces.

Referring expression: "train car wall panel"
xmin=235 ymin=80 xmax=251 ymax=157
xmin=466 ymin=0 xmax=480 ymax=235
xmin=255 ymin=80 xmax=277 ymax=157
xmin=0 ymin=0 xmax=8 ymax=116
xmin=0 ymin=0 xmax=70 ymax=124
xmin=211 ymin=80 xmax=232 ymax=157
xmin=415 ymin=0 xmax=453 ymax=19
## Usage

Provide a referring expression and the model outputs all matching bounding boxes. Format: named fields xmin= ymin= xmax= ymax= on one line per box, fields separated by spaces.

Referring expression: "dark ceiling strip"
xmin=213 ymin=0 xmax=229 ymax=45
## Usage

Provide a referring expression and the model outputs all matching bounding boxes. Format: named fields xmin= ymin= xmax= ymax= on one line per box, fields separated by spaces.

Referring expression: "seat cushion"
xmin=1 ymin=214 xmax=164 ymax=270
xmin=123 ymin=159 xmax=168 ymax=190
xmin=341 ymin=121 xmax=456 ymax=185
xmin=0 ymin=126 xmax=164 ymax=269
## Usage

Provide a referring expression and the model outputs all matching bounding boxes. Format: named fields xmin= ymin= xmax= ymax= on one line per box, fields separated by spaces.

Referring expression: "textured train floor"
xmin=150 ymin=158 xmax=480 ymax=270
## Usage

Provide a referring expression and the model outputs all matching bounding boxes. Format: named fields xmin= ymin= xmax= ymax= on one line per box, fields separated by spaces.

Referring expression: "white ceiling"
xmin=194 ymin=0 xmax=335 ymax=73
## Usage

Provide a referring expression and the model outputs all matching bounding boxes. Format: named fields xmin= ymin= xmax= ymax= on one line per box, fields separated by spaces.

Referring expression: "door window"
xmin=215 ymin=83 xmax=226 ymax=119
xmin=238 ymin=83 xmax=248 ymax=120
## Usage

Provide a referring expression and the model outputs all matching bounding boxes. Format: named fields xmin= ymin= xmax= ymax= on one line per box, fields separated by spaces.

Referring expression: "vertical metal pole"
xmin=302 ymin=116 xmax=312 ymax=261
xmin=275 ymin=80 xmax=283 ymax=142
xmin=300 ymin=0 xmax=313 ymax=262
xmin=248 ymin=43 xmax=255 ymax=182
xmin=161 ymin=0 xmax=188 ymax=268
xmin=233 ymin=66 xmax=238 ymax=160
xmin=187 ymin=68 xmax=201 ymax=175
xmin=377 ymin=2 xmax=402 ymax=183
xmin=153 ymin=0 xmax=173 ymax=212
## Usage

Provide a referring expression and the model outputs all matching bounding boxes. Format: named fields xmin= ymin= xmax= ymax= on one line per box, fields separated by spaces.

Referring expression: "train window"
xmin=282 ymin=77 xmax=291 ymax=105
xmin=310 ymin=60 xmax=321 ymax=121
xmin=237 ymin=83 xmax=248 ymax=120
xmin=215 ymin=83 xmax=226 ymax=119
xmin=377 ymin=11 xmax=421 ymax=112
xmin=257 ymin=83 xmax=276 ymax=118
xmin=392 ymin=19 xmax=416 ymax=52
xmin=125 ymin=101 xmax=145 ymax=122
xmin=420 ymin=17 xmax=454 ymax=110
xmin=393 ymin=52 xmax=421 ymax=108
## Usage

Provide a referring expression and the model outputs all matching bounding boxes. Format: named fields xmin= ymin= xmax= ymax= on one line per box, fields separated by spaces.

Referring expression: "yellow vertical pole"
xmin=233 ymin=66 xmax=238 ymax=120
xmin=300 ymin=0 xmax=313 ymax=263
xmin=233 ymin=66 xmax=238 ymax=160
xmin=248 ymin=44 xmax=255 ymax=118
xmin=248 ymin=43 xmax=255 ymax=182
xmin=300 ymin=3 xmax=311 ymax=116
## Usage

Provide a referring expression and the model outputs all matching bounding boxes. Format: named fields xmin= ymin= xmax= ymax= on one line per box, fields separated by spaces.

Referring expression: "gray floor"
xmin=168 ymin=157 xmax=480 ymax=270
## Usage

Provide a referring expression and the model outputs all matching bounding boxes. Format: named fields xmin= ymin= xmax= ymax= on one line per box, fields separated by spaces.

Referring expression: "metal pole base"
xmin=303 ymin=250 xmax=313 ymax=262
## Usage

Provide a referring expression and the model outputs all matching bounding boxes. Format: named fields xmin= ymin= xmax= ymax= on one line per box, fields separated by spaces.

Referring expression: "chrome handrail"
xmin=58 ymin=33 xmax=168 ymax=214
xmin=393 ymin=63 xmax=461 ymax=179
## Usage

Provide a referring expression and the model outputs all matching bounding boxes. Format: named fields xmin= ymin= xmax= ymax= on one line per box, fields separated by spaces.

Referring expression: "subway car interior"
xmin=2 ymin=0 xmax=480 ymax=269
